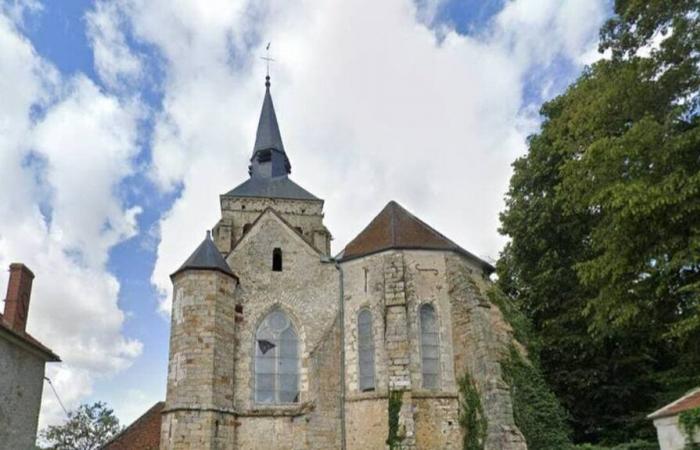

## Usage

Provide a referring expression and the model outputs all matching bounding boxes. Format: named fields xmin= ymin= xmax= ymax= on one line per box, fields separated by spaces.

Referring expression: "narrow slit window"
xmin=420 ymin=304 xmax=439 ymax=389
xmin=272 ymin=248 xmax=282 ymax=271
xmin=357 ymin=309 xmax=375 ymax=391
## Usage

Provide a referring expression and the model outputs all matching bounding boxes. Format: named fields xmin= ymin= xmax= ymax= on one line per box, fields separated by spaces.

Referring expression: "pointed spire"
xmin=249 ymin=76 xmax=291 ymax=178
xmin=171 ymin=230 xmax=237 ymax=279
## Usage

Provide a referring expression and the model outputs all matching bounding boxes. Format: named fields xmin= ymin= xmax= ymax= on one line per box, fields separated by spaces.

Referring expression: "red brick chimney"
xmin=3 ymin=263 xmax=35 ymax=333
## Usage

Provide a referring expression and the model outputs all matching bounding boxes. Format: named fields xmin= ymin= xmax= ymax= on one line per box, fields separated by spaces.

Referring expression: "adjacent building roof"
xmin=0 ymin=312 xmax=60 ymax=362
xmin=225 ymin=176 xmax=319 ymax=201
xmin=102 ymin=401 xmax=164 ymax=450
xmin=648 ymin=388 xmax=700 ymax=420
xmin=171 ymin=231 xmax=237 ymax=280
xmin=340 ymin=201 xmax=494 ymax=272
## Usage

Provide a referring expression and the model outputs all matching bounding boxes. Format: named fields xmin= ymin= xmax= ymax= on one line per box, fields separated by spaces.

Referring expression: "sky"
xmin=0 ymin=0 xmax=611 ymax=429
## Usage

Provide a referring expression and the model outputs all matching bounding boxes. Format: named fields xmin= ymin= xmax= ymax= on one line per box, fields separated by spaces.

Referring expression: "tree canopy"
xmin=40 ymin=402 xmax=121 ymax=450
xmin=498 ymin=0 xmax=699 ymax=444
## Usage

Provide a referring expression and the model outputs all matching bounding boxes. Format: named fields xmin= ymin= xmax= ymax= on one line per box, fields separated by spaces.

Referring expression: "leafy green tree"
xmin=40 ymin=402 xmax=121 ymax=450
xmin=499 ymin=0 xmax=699 ymax=444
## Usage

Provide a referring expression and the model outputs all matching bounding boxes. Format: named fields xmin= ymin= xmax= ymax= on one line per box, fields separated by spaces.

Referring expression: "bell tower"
xmin=212 ymin=76 xmax=331 ymax=256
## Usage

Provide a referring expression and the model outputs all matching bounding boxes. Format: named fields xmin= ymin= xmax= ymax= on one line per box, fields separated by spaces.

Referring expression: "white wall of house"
xmin=654 ymin=415 xmax=700 ymax=450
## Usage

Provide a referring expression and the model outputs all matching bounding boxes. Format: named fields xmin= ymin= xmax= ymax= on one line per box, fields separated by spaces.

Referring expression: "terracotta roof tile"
xmin=648 ymin=388 xmax=700 ymax=419
xmin=340 ymin=201 xmax=494 ymax=272
xmin=103 ymin=401 xmax=164 ymax=450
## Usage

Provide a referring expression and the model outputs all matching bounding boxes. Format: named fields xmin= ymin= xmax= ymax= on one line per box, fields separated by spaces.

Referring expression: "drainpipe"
xmin=324 ymin=256 xmax=347 ymax=450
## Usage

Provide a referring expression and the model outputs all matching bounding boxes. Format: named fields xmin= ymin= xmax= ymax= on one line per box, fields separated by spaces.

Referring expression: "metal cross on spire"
xmin=261 ymin=42 xmax=275 ymax=87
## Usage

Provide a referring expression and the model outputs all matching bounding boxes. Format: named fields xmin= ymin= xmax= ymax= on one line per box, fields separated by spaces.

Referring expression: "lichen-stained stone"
xmin=341 ymin=249 xmax=527 ymax=450
xmin=161 ymin=269 xmax=238 ymax=450
xmin=162 ymin=196 xmax=528 ymax=449
xmin=226 ymin=208 xmax=342 ymax=449
xmin=213 ymin=196 xmax=331 ymax=256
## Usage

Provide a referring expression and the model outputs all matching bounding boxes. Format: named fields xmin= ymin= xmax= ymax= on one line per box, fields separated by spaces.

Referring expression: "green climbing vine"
xmin=387 ymin=390 xmax=404 ymax=449
xmin=679 ymin=407 xmax=700 ymax=449
xmin=458 ymin=373 xmax=487 ymax=450
xmin=501 ymin=344 xmax=572 ymax=450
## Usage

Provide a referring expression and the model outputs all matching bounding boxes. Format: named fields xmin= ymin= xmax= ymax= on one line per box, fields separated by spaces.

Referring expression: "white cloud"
xmin=0 ymin=0 xmax=610 ymax=428
xmin=0 ymin=10 xmax=142 ymax=429
xmin=110 ymin=388 xmax=161 ymax=428
xmin=85 ymin=0 xmax=607 ymax=313
xmin=86 ymin=1 xmax=143 ymax=90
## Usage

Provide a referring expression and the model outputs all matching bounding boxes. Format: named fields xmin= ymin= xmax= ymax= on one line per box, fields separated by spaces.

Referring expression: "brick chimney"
xmin=3 ymin=263 xmax=35 ymax=333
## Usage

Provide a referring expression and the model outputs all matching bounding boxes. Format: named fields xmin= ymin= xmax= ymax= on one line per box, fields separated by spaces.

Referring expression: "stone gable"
xmin=160 ymin=79 xmax=526 ymax=449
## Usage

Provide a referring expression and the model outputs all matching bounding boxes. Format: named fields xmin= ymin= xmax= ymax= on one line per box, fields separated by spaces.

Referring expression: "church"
xmin=157 ymin=75 xmax=528 ymax=450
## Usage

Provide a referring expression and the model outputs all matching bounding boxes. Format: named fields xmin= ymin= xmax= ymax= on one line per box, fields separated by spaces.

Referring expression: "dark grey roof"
xmin=171 ymin=231 xmax=237 ymax=279
xmin=247 ymin=77 xmax=291 ymax=178
xmin=253 ymin=78 xmax=285 ymax=155
xmin=225 ymin=77 xmax=320 ymax=201
xmin=224 ymin=175 xmax=319 ymax=201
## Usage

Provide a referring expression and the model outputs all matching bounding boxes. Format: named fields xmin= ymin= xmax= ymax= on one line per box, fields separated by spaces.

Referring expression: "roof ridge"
xmin=648 ymin=387 xmax=700 ymax=419
xmin=392 ymin=201 xmax=463 ymax=250
xmin=340 ymin=200 xmax=494 ymax=273
xmin=102 ymin=401 xmax=164 ymax=449
xmin=0 ymin=318 xmax=61 ymax=361
xmin=227 ymin=207 xmax=324 ymax=257
xmin=389 ymin=201 xmax=397 ymax=247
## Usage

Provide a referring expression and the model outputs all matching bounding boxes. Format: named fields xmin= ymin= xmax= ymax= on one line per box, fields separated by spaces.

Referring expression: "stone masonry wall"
xmin=341 ymin=249 xmax=526 ymax=450
xmin=227 ymin=211 xmax=340 ymax=449
xmin=341 ymin=250 xmax=462 ymax=450
xmin=342 ymin=252 xmax=390 ymax=450
xmin=214 ymin=196 xmax=330 ymax=255
xmin=446 ymin=253 xmax=527 ymax=450
xmin=306 ymin=316 xmax=343 ymax=450
xmin=166 ymin=202 xmax=526 ymax=449
xmin=161 ymin=270 xmax=238 ymax=450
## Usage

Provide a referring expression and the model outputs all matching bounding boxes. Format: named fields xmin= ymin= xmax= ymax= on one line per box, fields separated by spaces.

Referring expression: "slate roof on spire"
xmin=225 ymin=76 xmax=320 ymax=201
xmin=253 ymin=77 xmax=286 ymax=156
xmin=225 ymin=176 xmax=319 ymax=200
xmin=171 ymin=231 xmax=237 ymax=279
xmin=339 ymin=201 xmax=494 ymax=273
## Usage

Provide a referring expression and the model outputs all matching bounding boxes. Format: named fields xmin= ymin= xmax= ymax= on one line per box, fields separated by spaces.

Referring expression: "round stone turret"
xmin=161 ymin=231 xmax=238 ymax=450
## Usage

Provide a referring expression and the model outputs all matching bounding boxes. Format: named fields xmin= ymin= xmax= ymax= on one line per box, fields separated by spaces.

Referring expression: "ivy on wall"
xmin=574 ymin=441 xmax=658 ymax=450
xmin=501 ymin=343 xmax=573 ymax=450
xmin=387 ymin=390 xmax=403 ymax=449
xmin=458 ymin=373 xmax=487 ymax=450
xmin=679 ymin=407 xmax=700 ymax=450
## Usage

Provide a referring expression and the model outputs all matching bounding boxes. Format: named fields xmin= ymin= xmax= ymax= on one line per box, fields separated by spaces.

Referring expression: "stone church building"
xmin=159 ymin=76 xmax=527 ymax=450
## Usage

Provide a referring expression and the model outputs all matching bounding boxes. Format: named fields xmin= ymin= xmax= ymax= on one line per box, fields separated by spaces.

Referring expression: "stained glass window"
xmin=420 ymin=304 xmax=439 ymax=389
xmin=255 ymin=309 xmax=299 ymax=403
xmin=357 ymin=309 xmax=375 ymax=391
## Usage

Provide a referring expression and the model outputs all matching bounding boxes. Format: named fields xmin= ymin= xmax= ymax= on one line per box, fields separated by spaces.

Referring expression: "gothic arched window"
xmin=419 ymin=304 xmax=439 ymax=389
xmin=357 ymin=308 xmax=375 ymax=391
xmin=255 ymin=309 xmax=299 ymax=404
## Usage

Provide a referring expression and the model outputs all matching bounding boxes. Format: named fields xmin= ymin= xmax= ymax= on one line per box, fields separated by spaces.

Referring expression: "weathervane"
xmin=261 ymin=42 xmax=275 ymax=86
